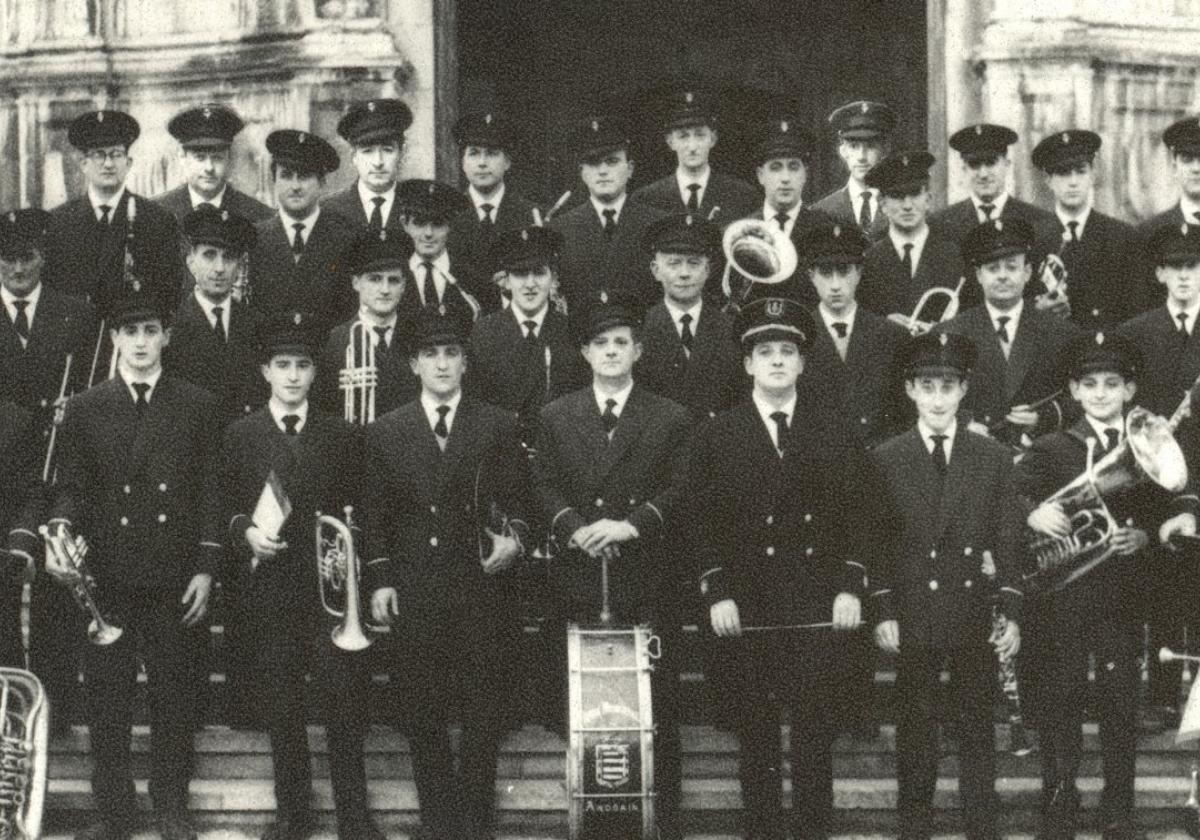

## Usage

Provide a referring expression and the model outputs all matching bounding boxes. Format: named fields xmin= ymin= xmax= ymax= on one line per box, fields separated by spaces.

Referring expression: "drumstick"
xmin=741 ymin=619 xmax=864 ymax=633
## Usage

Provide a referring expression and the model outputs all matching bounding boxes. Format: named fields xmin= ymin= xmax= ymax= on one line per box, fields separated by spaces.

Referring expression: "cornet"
xmin=340 ymin=321 xmax=377 ymax=425
xmin=38 ymin=524 xmax=123 ymax=645
xmin=316 ymin=507 xmax=378 ymax=652
xmin=887 ymin=277 xmax=965 ymax=336
xmin=0 ymin=668 xmax=48 ymax=840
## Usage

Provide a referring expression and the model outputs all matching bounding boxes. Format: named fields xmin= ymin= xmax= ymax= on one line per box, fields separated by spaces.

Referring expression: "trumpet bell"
xmin=722 ymin=219 xmax=798 ymax=285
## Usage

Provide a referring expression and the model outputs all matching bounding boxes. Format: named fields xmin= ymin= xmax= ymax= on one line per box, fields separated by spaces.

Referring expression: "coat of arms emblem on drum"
xmin=593 ymin=741 xmax=631 ymax=789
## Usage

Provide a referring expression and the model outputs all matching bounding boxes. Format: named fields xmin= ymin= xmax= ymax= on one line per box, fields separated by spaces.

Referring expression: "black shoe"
xmin=1102 ymin=819 xmax=1146 ymax=840
xmin=156 ymin=812 xmax=198 ymax=840
xmin=338 ymin=816 xmax=388 ymax=840
xmin=73 ymin=821 xmax=132 ymax=840
xmin=261 ymin=815 xmax=316 ymax=840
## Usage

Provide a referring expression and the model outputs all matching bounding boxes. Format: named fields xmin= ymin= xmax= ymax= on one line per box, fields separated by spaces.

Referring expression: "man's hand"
xmin=966 ymin=420 xmax=991 ymax=438
xmin=1033 ymin=292 xmax=1071 ymax=319
xmin=42 ymin=527 xmax=77 ymax=584
xmin=1161 ymin=512 xmax=1198 ymax=547
xmin=1006 ymin=405 xmax=1040 ymax=428
xmin=992 ymin=618 xmax=1021 ymax=660
xmin=245 ymin=526 xmax=287 ymax=569
xmin=710 ymin=598 xmax=741 ymax=638
xmin=831 ymin=592 xmax=861 ymax=630
xmin=570 ymin=520 xmax=639 ymax=557
xmin=480 ymin=530 xmax=521 ymax=575
xmin=875 ymin=619 xmax=900 ymax=654
xmin=181 ymin=573 xmax=213 ymax=627
xmin=371 ymin=587 xmax=399 ymax=625
xmin=1027 ymin=502 xmax=1070 ymax=538
xmin=1110 ymin=525 xmax=1149 ymax=557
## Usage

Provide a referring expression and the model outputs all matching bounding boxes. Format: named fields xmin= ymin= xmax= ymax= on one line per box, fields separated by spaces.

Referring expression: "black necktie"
xmin=523 ymin=319 xmax=539 ymax=345
xmin=931 ymin=433 xmax=948 ymax=474
xmin=132 ymin=382 xmax=150 ymax=418
xmin=601 ymin=398 xmax=619 ymax=436
xmin=832 ymin=321 xmax=848 ymax=339
xmin=422 ymin=261 xmax=437 ymax=309
xmin=11 ymin=300 xmax=29 ymax=340
xmin=858 ymin=192 xmax=873 ymax=229
xmin=686 ymin=184 xmax=701 ymax=212
xmin=1104 ymin=428 xmax=1120 ymax=453
xmin=679 ymin=313 xmax=694 ymax=351
xmin=774 ymin=212 xmax=789 ymax=232
xmin=902 ymin=243 xmax=914 ymax=277
xmin=282 ymin=414 xmax=300 ymax=436
xmin=1179 ymin=312 xmax=1190 ymax=339
xmin=98 ymin=204 xmax=111 ymax=227
xmin=211 ymin=305 xmax=226 ymax=343
xmin=480 ymin=203 xmax=494 ymax=225
xmin=602 ymin=209 xmax=617 ymax=239
xmin=369 ymin=197 xmax=385 ymax=232
xmin=996 ymin=315 xmax=1011 ymax=345
xmin=373 ymin=326 xmax=389 ymax=355
xmin=980 ymin=203 xmax=995 ymax=221
xmin=1066 ymin=220 xmax=1079 ymax=243
xmin=291 ymin=223 xmax=305 ymax=259
xmin=434 ymin=405 xmax=451 ymax=440
xmin=770 ymin=410 xmax=789 ymax=455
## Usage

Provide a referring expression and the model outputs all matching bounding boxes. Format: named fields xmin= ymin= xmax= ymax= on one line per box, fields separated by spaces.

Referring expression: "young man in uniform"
xmin=323 ymin=98 xmax=413 ymax=238
xmin=692 ymin=296 xmax=884 ymax=840
xmin=870 ymin=330 xmax=1023 ymax=840
xmin=395 ymin=179 xmax=484 ymax=323
xmin=812 ymin=100 xmax=897 ymax=241
xmin=1136 ymin=115 xmax=1200 ymax=300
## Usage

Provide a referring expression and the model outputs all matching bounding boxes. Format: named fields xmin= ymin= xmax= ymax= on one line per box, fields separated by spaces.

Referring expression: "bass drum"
xmin=566 ymin=622 xmax=659 ymax=840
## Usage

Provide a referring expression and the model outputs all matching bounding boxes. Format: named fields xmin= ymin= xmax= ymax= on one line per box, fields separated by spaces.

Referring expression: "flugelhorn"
xmin=316 ymin=507 xmax=377 ymax=651
xmin=38 ymin=524 xmax=123 ymax=645
xmin=719 ymin=218 xmax=798 ymax=313
xmin=340 ymin=321 xmax=377 ymax=425
xmin=887 ymin=277 xmax=966 ymax=336
xmin=0 ymin=668 xmax=48 ymax=840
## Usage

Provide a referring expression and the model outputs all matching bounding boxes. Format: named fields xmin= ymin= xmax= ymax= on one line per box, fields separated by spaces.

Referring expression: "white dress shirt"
xmin=1167 ymin=298 xmax=1200 ymax=336
xmin=421 ymin=390 xmax=463 ymax=438
xmin=590 ymin=193 xmax=628 ymax=226
xmin=752 ymin=391 xmax=797 ymax=453
xmin=985 ymin=298 xmax=1025 ymax=349
xmin=268 ymin=399 xmax=309 ymax=434
xmin=120 ymin=367 xmax=163 ymax=405
xmin=188 ymin=184 xmax=227 ymax=211
xmin=469 ymin=184 xmax=506 ymax=222
xmin=194 ymin=289 xmax=232 ymax=336
xmin=511 ymin=304 xmax=548 ymax=338
xmin=918 ymin=418 xmax=957 ymax=462
xmin=762 ymin=200 xmax=802 ymax=237
xmin=664 ymin=298 xmax=703 ymax=341
xmin=409 ymin=251 xmax=455 ymax=306
xmin=676 ymin=166 xmax=711 ymax=209
xmin=847 ymin=181 xmax=879 ymax=225
xmin=1 ymin=283 xmax=41 ymax=347
xmin=280 ymin=206 xmax=321 ymax=250
xmin=1085 ymin=415 xmax=1124 ymax=450
xmin=357 ymin=182 xmax=396 ymax=227
xmin=819 ymin=303 xmax=858 ymax=359
xmin=1180 ymin=194 xmax=1200 ymax=227
xmin=1056 ymin=204 xmax=1093 ymax=241
xmin=89 ymin=185 xmax=128 ymax=223
xmin=889 ymin=224 xmax=930 ymax=274
xmin=971 ymin=192 xmax=1009 ymax=223
xmin=594 ymin=380 xmax=634 ymax=419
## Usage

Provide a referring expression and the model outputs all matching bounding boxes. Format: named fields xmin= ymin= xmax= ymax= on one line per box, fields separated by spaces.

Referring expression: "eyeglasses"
xmin=84 ymin=149 xmax=129 ymax=164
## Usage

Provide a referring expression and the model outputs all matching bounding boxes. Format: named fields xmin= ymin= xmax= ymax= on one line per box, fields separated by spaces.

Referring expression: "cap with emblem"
xmin=452 ymin=111 xmax=515 ymax=151
xmin=343 ymin=228 xmax=415 ymax=276
xmin=1031 ymin=129 xmax=1101 ymax=174
xmin=257 ymin=311 xmax=322 ymax=361
xmin=948 ymin=123 xmax=1019 ymax=164
xmin=827 ymin=100 xmax=897 ymax=141
xmin=901 ymin=331 xmax=977 ymax=378
xmin=864 ymin=149 xmax=936 ymax=195
xmin=1147 ymin=222 xmax=1200 ymax=266
xmin=641 ymin=213 xmax=721 ymax=256
xmin=494 ymin=225 xmax=564 ymax=272
xmin=167 ymin=104 xmax=245 ymax=150
xmin=734 ymin=296 xmax=815 ymax=350
xmin=0 ymin=208 xmax=52 ymax=259
xmin=962 ymin=217 xmax=1036 ymax=267
xmin=109 ymin=287 xmax=169 ymax=330
xmin=1163 ymin=115 xmax=1200 ymax=156
xmin=574 ymin=115 xmax=631 ymax=163
xmin=662 ymin=88 xmax=717 ymax=132
xmin=68 ymin=110 xmax=140 ymax=152
xmin=396 ymin=179 xmax=471 ymax=225
xmin=182 ymin=205 xmax=257 ymax=253
xmin=265 ymin=129 xmax=340 ymax=176
xmin=577 ymin=289 xmax=641 ymax=344
xmin=1061 ymin=331 xmax=1140 ymax=382
xmin=756 ymin=117 xmax=815 ymax=165
xmin=800 ymin=216 xmax=869 ymax=267
xmin=407 ymin=306 xmax=473 ymax=354
xmin=336 ymin=99 xmax=413 ymax=146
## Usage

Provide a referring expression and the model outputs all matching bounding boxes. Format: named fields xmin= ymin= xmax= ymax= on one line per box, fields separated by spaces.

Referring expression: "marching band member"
xmin=693 ymin=296 xmax=884 ymax=840
xmin=859 ymin=150 xmax=966 ymax=320
xmin=1136 ymin=116 xmax=1200 ymax=302
xmin=935 ymin=217 xmax=1081 ymax=448
xmin=316 ymin=228 xmax=420 ymax=419
xmin=870 ymin=331 xmax=1023 ymax=840
xmin=364 ymin=307 xmax=532 ymax=840
xmin=248 ymin=129 xmax=355 ymax=333
xmin=324 ymin=98 xmax=413 ymax=238
xmin=395 ymin=179 xmax=486 ymax=322
xmin=1017 ymin=332 xmax=1199 ymax=840
xmin=1030 ymin=130 xmax=1142 ymax=331
xmin=45 ymin=288 xmax=222 ymax=840
xmin=214 ymin=311 xmax=380 ymax=840
xmin=812 ymin=100 xmax=897 ymax=240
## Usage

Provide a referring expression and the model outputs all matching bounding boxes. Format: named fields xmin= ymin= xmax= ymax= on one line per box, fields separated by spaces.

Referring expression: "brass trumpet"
xmin=315 ymin=507 xmax=376 ymax=652
xmin=0 ymin=668 xmax=48 ymax=840
xmin=38 ymin=524 xmax=123 ymax=646
xmin=340 ymin=321 xmax=377 ymax=425
xmin=887 ymin=277 xmax=966 ymax=336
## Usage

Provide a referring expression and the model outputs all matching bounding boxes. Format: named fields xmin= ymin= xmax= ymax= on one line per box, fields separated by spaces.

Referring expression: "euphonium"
xmin=719 ymin=218 xmax=799 ymax=312
xmin=1024 ymin=407 xmax=1187 ymax=593
xmin=887 ymin=277 xmax=966 ymax=336
xmin=340 ymin=321 xmax=377 ymax=425
xmin=315 ymin=507 xmax=374 ymax=651
xmin=38 ymin=524 xmax=123 ymax=646
xmin=0 ymin=668 xmax=48 ymax=840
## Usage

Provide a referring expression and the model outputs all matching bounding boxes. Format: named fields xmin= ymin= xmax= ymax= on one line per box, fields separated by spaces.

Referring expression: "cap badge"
xmin=293 ymin=313 xmax=302 ymax=325
xmin=1061 ymin=132 xmax=1070 ymax=144
xmin=974 ymin=124 xmax=983 ymax=135
xmin=367 ymin=101 xmax=376 ymax=112
xmin=520 ymin=229 xmax=529 ymax=241
xmin=427 ymin=182 xmax=436 ymax=195
xmin=860 ymin=102 xmax=869 ymax=114
xmin=484 ymin=113 xmax=493 ymax=125
xmin=202 ymin=107 xmax=212 ymax=120
xmin=130 ymin=279 xmax=141 ymax=292
xmin=901 ymin=154 xmax=909 ymax=166
xmin=378 ymin=229 xmax=387 ymax=241
xmin=6 ymin=211 xmax=13 ymax=223
xmin=600 ymin=290 xmax=609 ymax=304
xmin=684 ymin=91 xmax=694 ymax=104
xmin=221 ymin=210 xmax=229 ymax=221
xmin=939 ymin=332 xmax=948 ymax=346
xmin=591 ymin=119 xmax=599 ymax=132
xmin=1095 ymin=332 xmax=1105 ymax=345
xmin=780 ymin=120 xmax=789 ymax=133
xmin=766 ymin=299 xmax=784 ymax=317
xmin=97 ymin=112 xmax=105 ymax=123
xmin=298 ymin=132 xmax=306 ymax=144
xmin=995 ymin=220 xmax=1004 ymax=231
xmin=832 ymin=224 xmax=841 ymax=237
xmin=685 ymin=215 xmax=694 ymax=226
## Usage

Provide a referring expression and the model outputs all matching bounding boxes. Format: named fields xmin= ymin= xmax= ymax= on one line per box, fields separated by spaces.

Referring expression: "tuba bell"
xmin=0 ymin=668 xmax=48 ymax=840
xmin=1024 ymin=406 xmax=1187 ymax=593
xmin=719 ymin=218 xmax=799 ymax=313
xmin=316 ymin=507 xmax=376 ymax=651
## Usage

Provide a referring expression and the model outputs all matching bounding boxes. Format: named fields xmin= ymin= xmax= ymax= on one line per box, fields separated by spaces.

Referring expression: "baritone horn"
xmin=340 ymin=321 xmax=377 ymax=425
xmin=316 ymin=507 xmax=377 ymax=651
xmin=0 ymin=668 xmax=48 ymax=840
xmin=887 ymin=277 xmax=966 ymax=336
xmin=719 ymin=218 xmax=799 ymax=313
xmin=38 ymin=523 xmax=123 ymax=646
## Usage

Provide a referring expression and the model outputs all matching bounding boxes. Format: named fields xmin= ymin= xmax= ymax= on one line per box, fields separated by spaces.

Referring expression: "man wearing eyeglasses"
xmin=43 ymin=110 xmax=184 ymax=323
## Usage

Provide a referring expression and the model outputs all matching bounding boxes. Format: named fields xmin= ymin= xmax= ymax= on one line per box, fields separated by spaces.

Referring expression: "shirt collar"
xmin=280 ymin=205 xmax=320 ymax=230
xmin=410 ymin=250 xmax=451 ymax=273
xmin=917 ymin=418 xmax=957 ymax=454
xmin=1056 ymin=204 xmax=1092 ymax=237
xmin=985 ymin=298 xmax=1024 ymax=333
xmin=511 ymin=304 xmax=549 ymax=332
xmin=1167 ymin=298 xmax=1200 ymax=328
xmin=357 ymin=310 xmax=399 ymax=332
xmin=188 ymin=184 xmax=227 ymax=210
xmin=676 ymin=166 xmax=711 ymax=194
xmin=594 ymin=380 xmax=634 ymax=416
xmin=818 ymin=302 xmax=857 ymax=333
xmin=889 ymin=223 xmax=930 ymax=250
xmin=89 ymin=185 xmax=127 ymax=219
xmin=763 ymin=199 xmax=802 ymax=222
xmin=421 ymin=389 xmax=463 ymax=428
xmin=663 ymin=297 xmax=703 ymax=328
xmin=119 ymin=366 xmax=163 ymax=401
xmin=358 ymin=181 xmax=395 ymax=214
xmin=1085 ymin=415 xmax=1124 ymax=442
xmin=268 ymin=398 xmax=308 ymax=433
xmin=971 ymin=191 xmax=1009 ymax=217
xmin=193 ymin=288 xmax=232 ymax=319
xmin=469 ymin=183 xmax=505 ymax=212
xmin=1180 ymin=194 xmax=1200 ymax=223
xmin=752 ymin=391 xmax=798 ymax=430
xmin=590 ymin=193 xmax=627 ymax=223
xmin=847 ymin=179 xmax=879 ymax=201
xmin=1 ymin=282 xmax=41 ymax=316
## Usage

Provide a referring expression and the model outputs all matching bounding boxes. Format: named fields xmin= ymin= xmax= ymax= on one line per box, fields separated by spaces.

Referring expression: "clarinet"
xmin=983 ymin=550 xmax=1035 ymax=756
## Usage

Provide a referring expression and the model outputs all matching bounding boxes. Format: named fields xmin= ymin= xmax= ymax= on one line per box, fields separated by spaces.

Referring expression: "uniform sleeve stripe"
xmin=700 ymin=566 xmax=723 ymax=581
xmin=551 ymin=507 xmax=574 ymax=528
xmin=1000 ymin=586 xmax=1023 ymax=596
xmin=869 ymin=588 xmax=892 ymax=597
xmin=845 ymin=560 xmax=866 ymax=570
xmin=200 ymin=541 xmax=221 ymax=549
xmin=366 ymin=557 xmax=389 ymax=566
xmin=644 ymin=502 xmax=663 ymax=524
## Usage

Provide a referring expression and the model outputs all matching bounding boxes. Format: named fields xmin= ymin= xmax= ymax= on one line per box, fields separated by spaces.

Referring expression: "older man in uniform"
xmin=43 ymin=110 xmax=183 ymax=320
xmin=45 ymin=289 xmax=221 ymax=840
xmin=249 ymin=129 xmax=354 ymax=333
xmin=694 ymin=296 xmax=883 ymax=840
xmin=813 ymin=100 xmax=896 ymax=241
xmin=324 ymin=98 xmax=413 ymax=238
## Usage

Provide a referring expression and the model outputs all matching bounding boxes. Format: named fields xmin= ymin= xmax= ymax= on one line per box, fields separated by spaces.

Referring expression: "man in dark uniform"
xmin=0 ymin=392 xmax=43 ymax=671
xmin=870 ymin=331 xmax=1024 ymax=840
xmin=935 ymin=218 xmax=1081 ymax=448
xmin=532 ymin=293 xmax=691 ymax=840
xmin=468 ymin=225 xmax=588 ymax=447
xmin=396 ymin=178 xmax=486 ymax=322
xmin=549 ymin=115 xmax=667 ymax=313
xmin=364 ymin=308 xmax=532 ymax=840
xmin=630 ymin=88 xmax=759 ymax=227
xmin=1031 ymin=130 xmax=1143 ymax=331
xmin=1018 ymin=332 xmax=1199 ymax=840
xmin=1136 ymin=115 xmax=1200 ymax=303
xmin=323 ymin=98 xmax=413 ymax=238
xmin=446 ymin=111 xmax=538 ymax=311
xmin=248 ymin=129 xmax=354 ymax=333
xmin=44 ymin=290 xmax=222 ymax=840
xmin=316 ymin=228 xmax=420 ymax=420
xmin=0 ymin=207 xmax=96 ymax=720
xmin=635 ymin=213 xmax=743 ymax=424
xmin=214 ymin=311 xmax=382 ymax=840
xmin=693 ymin=296 xmax=883 ymax=840
xmin=812 ymin=100 xmax=896 ymax=241
xmin=860 ymin=150 xmax=967 ymax=320
xmin=43 ymin=110 xmax=183 ymax=321
xmin=800 ymin=215 xmax=910 ymax=449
